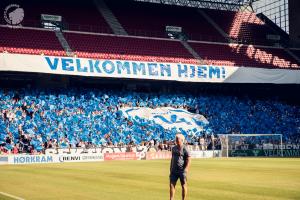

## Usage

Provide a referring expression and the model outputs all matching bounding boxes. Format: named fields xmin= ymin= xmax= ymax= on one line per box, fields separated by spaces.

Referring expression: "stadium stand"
xmin=204 ymin=9 xmax=278 ymax=45
xmin=0 ymin=0 xmax=298 ymax=69
xmin=64 ymin=31 xmax=198 ymax=63
xmin=1 ymin=25 xmax=298 ymax=68
xmin=0 ymin=26 xmax=66 ymax=56
xmin=0 ymin=0 xmax=289 ymax=46
xmin=16 ymin=0 xmax=112 ymax=33
xmin=0 ymin=87 xmax=299 ymax=153
xmin=104 ymin=0 xmax=225 ymax=42
xmin=188 ymin=41 xmax=300 ymax=68
xmin=0 ymin=0 xmax=300 ymax=158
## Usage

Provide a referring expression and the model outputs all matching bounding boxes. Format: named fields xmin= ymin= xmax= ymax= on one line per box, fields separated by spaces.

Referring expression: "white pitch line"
xmin=0 ymin=192 xmax=25 ymax=200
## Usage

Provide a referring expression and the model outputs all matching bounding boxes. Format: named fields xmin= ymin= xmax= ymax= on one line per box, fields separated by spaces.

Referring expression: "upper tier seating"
xmin=105 ymin=0 xmax=225 ymax=42
xmin=204 ymin=9 xmax=277 ymax=45
xmin=1 ymin=25 xmax=298 ymax=69
xmin=64 ymin=32 xmax=198 ymax=64
xmin=0 ymin=26 xmax=66 ymax=56
xmin=0 ymin=0 xmax=112 ymax=33
xmin=188 ymin=41 xmax=300 ymax=69
xmin=0 ymin=0 xmax=288 ymax=46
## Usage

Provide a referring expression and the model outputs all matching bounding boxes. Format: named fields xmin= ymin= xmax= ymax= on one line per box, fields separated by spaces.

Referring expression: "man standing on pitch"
xmin=170 ymin=134 xmax=191 ymax=200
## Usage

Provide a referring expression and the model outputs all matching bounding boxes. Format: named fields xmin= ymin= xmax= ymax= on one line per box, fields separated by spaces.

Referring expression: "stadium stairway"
xmin=256 ymin=13 xmax=290 ymax=43
xmin=180 ymin=40 xmax=205 ymax=65
xmin=284 ymin=48 xmax=300 ymax=63
xmin=54 ymin=30 xmax=74 ymax=56
xmin=93 ymin=0 xmax=128 ymax=35
xmin=290 ymin=49 xmax=300 ymax=60
xmin=197 ymin=9 xmax=230 ymax=42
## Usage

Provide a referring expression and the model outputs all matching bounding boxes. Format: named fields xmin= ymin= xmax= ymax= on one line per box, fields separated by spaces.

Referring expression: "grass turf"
xmin=0 ymin=194 xmax=17 ymax=200
xmin=0 ymin=158 xmax=300 ymax=200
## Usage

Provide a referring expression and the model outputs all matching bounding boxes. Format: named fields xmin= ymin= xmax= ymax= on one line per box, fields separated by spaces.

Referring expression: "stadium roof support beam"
xmin=135 ymin=0 xmax=260 ymax=11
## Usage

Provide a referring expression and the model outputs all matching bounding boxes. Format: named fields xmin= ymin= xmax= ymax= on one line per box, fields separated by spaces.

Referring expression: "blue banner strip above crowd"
xmin=1 ymin=53 xmax=300 ymax=84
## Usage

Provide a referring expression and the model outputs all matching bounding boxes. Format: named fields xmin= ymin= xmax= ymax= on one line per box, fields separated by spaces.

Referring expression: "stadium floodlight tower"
xmin=218 ymin=133 xmax=283 ymax=157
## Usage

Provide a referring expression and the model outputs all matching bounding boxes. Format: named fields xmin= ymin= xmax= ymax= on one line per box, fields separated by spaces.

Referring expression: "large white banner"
xmin=0 ymin=53 xmax=237 ymax=82
xmin=0 ymin=53 xmax=299 ymax=83
xmin=121 ymin=107 xmax=208 ymax=131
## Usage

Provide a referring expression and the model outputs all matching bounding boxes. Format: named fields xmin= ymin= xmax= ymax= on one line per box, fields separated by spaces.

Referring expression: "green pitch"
xmin=0 ymin=158 xmax=300 ymax=200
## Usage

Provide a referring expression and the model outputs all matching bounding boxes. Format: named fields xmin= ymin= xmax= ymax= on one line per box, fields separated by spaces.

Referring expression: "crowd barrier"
xmin=190 ymin=150 xmax=221 ymax=158
xmin=104 ymin=152 xmax=138 ymax=161
xmin=146 ymin=151 xmax=172 ymax=160
xmin=45 ymin=146 xmax=149 ymax=160
xmin=58 ymin=153 xmax=104 ymax=163
xmin=0 ymin=153 xmax=105 ymax=165
xmin=230 ymin=149 xmax=300 ymax=157
xmin=0 ymin=147 xmax=222 ymax=165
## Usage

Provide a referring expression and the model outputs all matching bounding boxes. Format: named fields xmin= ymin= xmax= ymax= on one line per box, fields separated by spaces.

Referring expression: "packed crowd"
xmin=0 ymin=87 xmax=299 ymax=154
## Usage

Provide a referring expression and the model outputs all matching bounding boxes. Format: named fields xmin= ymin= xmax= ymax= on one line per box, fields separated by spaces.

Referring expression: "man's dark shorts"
xmin=170 ymin=171 xmax=187 ymax=185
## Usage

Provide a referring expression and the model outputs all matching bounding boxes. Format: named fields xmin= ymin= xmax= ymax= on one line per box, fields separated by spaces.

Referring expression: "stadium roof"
xmin=135 ymin=0 xmax=261 ymax=11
